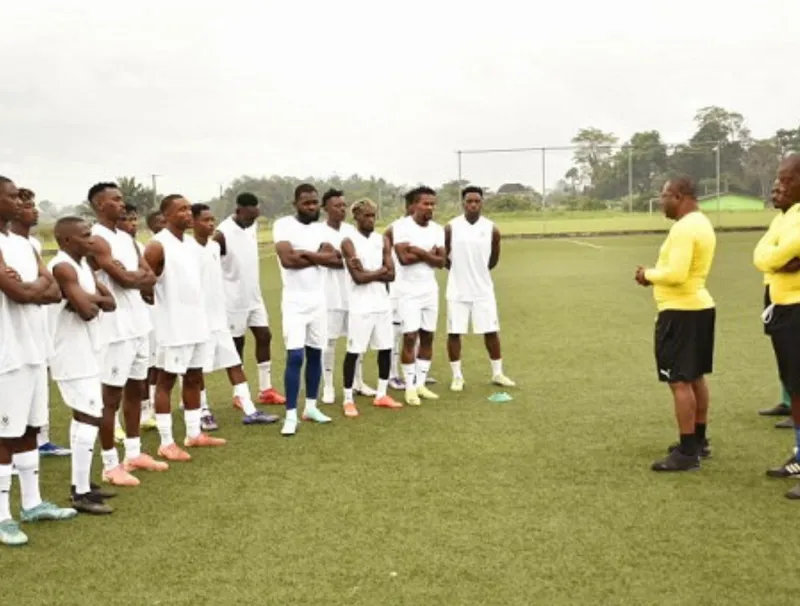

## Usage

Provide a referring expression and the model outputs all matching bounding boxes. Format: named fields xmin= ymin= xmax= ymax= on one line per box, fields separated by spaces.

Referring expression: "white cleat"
xmin=492 ymin=374 xmax=517 ymax=388
xmin=321 ymin=387 xmax=335 ymax=405
xmin=281 ymin=418 xmax=298 ymax=437
xmin=450 ymin=377 xmax=465 ymax=392
xmin=354 ymin=383 xmax=377 ymax=397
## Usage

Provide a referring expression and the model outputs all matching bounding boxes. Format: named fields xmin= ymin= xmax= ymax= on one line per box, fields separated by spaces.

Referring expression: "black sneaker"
xmin=652 ymin=449 xmax=700 ymax=472
xmin=71 ymin=491 xmax=114 ymax=515
xmin=775 ymin=418 xmax=794 ymax=429
xmin=667 ymin=439 xmax=712 ymax=459
xmin=766 ymin=456 xmax=800 ymax=478
xmin=90 ymin=483 xmax=117 ymax=499
xmin=759 ymin=403 xmax=791 ymax=416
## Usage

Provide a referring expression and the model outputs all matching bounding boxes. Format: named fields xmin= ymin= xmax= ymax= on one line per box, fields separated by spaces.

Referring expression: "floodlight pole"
xmin=627 ymin=146 xmax=633 ymax=213
xmin=457 ymin=150 xmax=463 ymax=187
xmin=541 ymin=147 xmax=546 ymax=210
xmin=715 ymin=142 xmax=721 ymax=225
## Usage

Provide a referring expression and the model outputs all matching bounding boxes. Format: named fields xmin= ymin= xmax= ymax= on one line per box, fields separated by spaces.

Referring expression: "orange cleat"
xmin=374 ymin=395 xmax=403 ymax=409
xmin=342 ymin=401 xmax=359 ymax=418
xmin=258 ymin=388 xmax=286 ymax=405
xmin=124 ymin=453 xmax=169 ymax=473
xmin=102 ymin=465 xmax=141 ymax=487
xmin=158 ymin=443 xmax=192 ymax=462
xmin=184 ymin=433 xmax=227 ymax=448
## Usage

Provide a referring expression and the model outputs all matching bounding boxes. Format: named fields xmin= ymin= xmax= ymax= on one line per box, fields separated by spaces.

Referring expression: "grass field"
xmin=4 ymin=230 xmax=797 ymax=605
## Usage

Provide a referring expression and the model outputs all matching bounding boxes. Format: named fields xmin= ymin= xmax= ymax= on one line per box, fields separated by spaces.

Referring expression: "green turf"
xmin=699 ymin=194 xmax=766 ymax=212
xmin=3 ymin=232 xmax=796 ymax=605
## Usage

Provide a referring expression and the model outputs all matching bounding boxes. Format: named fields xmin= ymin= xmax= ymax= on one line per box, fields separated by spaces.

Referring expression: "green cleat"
xmin=20 ymin=501 xmax=78 ymax=523
xmin=0 ymin=519 xmax=29 ymax=546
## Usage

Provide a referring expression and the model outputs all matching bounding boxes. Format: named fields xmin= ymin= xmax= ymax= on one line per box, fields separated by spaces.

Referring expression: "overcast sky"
xmin=1 ymin=0 xmax=796 ymax=206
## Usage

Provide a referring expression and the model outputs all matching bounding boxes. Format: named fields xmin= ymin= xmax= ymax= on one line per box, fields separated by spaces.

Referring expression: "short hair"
xmin=406 ymin=186 xmax=436 ymax=206
xmin=403 ymin=190 xmax=416 ymax=209
xmin=54 ymin=216 xmax=85 ymax=239
xmin=191 ymin=203 xmax=211 ymax=218
xmin=145 ymin=211 xmax=162 ymax=231
xmin=236 ymin=192 xmax=259 ymax=207
xmin=87 ymin=182 xmax=118 ymax=203
xmin=669 ymin=176 xmax=697 ymax=199
xmin=159 ymin=194 xmax=184 ymax=213
xmin=294 ymin=183 xmax=317 ymax=202
xmin=0 ymin=176 xmax=10 ymax=185
xmin=322 ymin=188 xmax=344 ymax=207
xmin=351 ymin=198 xmax=377 ymax=216
xmin=123 ymin=203 xmax=137 ymax=214
xmin=461 ymin=185 xmax=483 ymax=199
xmin=18 ymin=188 xmax=35 ymax=202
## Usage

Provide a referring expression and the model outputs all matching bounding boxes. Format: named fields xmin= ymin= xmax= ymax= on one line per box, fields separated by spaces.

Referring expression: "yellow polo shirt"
xmin=754 ymin=204 xmax=800 ymax=304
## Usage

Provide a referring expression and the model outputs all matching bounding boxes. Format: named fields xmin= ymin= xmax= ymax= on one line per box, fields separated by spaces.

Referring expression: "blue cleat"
xmin=242 ymin=411 xmax=279 ymax=425
xmin=20 ymin=501 xmax=78 ymax=523
xmin=38 ymin=442 xmax=71 ymax=457
xmin=0 ymin=520 xmax=28 ymax=546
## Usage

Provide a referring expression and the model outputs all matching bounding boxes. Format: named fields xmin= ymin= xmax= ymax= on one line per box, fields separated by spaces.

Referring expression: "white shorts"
xmin=447 ymin=299 xmax=500 ymax=335
xmin=391 ymin=297 xmax=401 ymax=325
xmin=148 ymin=330 xmax=157 ymax=367
xmin=228 ymin=303 xmax=269 ymax=338
xmin=282 ymin=305 xmax=326 ymax=351
xmin=156 ymin=342 xmax=209 ymax=375
xmin=347 ymin=310 xmax=393 ymax=354
xmin=99 ymin=336 xmax=150 ymax=387
xmin=399 ymin=294 xmax=439 ymax=334
xmin=203 ymin=329 xmax=242 ymax=373
xmin=57 ymin=377 xmax=103 ymax=419
xmin=0 ymin=364 xmax=49 ymax=438
xmin=327 ymin=309 xmax=348 ymax=340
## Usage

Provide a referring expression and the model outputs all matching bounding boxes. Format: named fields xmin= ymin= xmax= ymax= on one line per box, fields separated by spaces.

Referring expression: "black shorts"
xmin=764 ymin=286 xmax=772 ymax=336
xmin=766 ymin=303 xmax=800 ymax=395
xmin=654 ymin=308 xmax=716 ymax=383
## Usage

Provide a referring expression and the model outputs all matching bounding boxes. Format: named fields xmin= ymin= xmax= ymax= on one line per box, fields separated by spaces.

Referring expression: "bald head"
xmin=54 ymin=216 xmax=93 ymax=256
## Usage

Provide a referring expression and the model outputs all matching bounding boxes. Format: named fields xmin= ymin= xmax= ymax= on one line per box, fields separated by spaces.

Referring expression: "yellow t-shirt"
xmin=644 ymin=211 xmax=716 ymax=311
xmin=761 ymin=213 xmax=784 ymax=286
xmin=754 ymin=203 xmax=800 ymax=304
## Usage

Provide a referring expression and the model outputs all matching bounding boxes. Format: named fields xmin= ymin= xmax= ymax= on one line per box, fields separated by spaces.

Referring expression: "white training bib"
xmin=346 ymin=230 xmax=391 ymax=314
xmin=319 ymin=222 xmax=356 ymax=312
xmin=446 ymin=215 xmax=495 ymax=302
xmin=217 ymin=217 xmax=263 ymax=312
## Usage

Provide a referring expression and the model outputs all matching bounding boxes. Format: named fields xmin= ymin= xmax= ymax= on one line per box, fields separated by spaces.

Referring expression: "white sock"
xmin=415 ymin=359 xmax=431 ymax=389
xmin=286 ymin=408 xmax=298 ymax=423
xmin=148 ymin=383 xmax=156 ymax=404
xmin=114 ymin=410 xmax=123 ymax=432
xmin=355 ymin=355 xmax=365 ymax=386
xmin=156 ymin=413 xmax=174 ymax=447
xmin=377 ymin=379 xmax=388 ymax=398
xmin=451 ymin=361 xmax=463 ymax=379
xmin=391 ymin=325 xmax=402 ymax=378
xmin=124 ymin=437 xmax=141 ymax=461
xmin=304 ymin=397 xmax=318 ymax=412
xmin=402 ymin=363 xmax=415 ymax=386
xmin=70 ymin=419 xmax=79 ymax=446
xmin=72 ymin=422 xmax=98 ymax=495
xmin=491 ymin=358 xmax=503 ymax=376
xmin=258 ymin=361 xmax=272 ymax=391
xmin=233 ymin=382 xmax=257 ymax=415
xmin=344 ymin=388 xmax=354 ymax=403
xmin=139 ymin=400 xmax=150 ymax=422
xmin=13 ymin=450 xmax=42 ymax=511
xmin=184 ymin=408 xmax=201 ymax=440
xmin=200 ymin=389 xmax=210 ymax=413
xmin=37 ymin=424 xmax=49 ymax=447
xmin=323 ymin=340 xmax=336 ymax=389
xmin=101 ymin=448 xmax=119 ymax=472
xmin=0 ymin=464 xmax=11 ymax=522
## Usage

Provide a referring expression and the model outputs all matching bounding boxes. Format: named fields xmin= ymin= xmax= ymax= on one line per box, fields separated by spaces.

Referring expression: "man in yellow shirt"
xmin=635 ymin=176 xmax=716 ymax=472
xmin=753 ymin=154 xmax=800 ymax=498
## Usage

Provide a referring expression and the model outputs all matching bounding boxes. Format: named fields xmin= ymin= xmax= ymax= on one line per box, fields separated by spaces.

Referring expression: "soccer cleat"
xmin=354 ymin=383 xmax=377 ymax=397
xmin=425 ymin=376 xmax=437 ymax=385
xmin=281 ymin=417 xmax=298 ymax=436
xmin=492 ymin=374 xmax=517 ymax=388
xmin=342 ymin=401 xmax=359 ymax=418
xmin=373 ymin=395 xmax=402 ymax=409
xmin=114 ymin=427 xmax=126 ymax=444
xmin=243 ymin=411 xmax=280 ymax=425
xmin=158 ymin=443 xmax=192 ymax=462
xmin=20 ymin=501 xmax=78 ymax=523
xmin=124 ymin=453 xmax=169 ymax=473
xmin=450 ymin=377 xmax=465 ymax=392
xmin=0 ymin=520 xmax=28 ymax=546
xmin=786 ymin=483 xmax=800 ymax=500
xmin=200 ymin=412 xmax=219 ymax=432
xmin=416 ymin=385 xmax=439 ymax=400
xmin=651 ymin=449 xmax=700 ymax=472
xmin=71 ymin=492 xmax=114 ymax=515
xmin=766 ymin=455 xmax=800 ymax=478
xmin=667 ymin=439 xmax=712 ymax=459
xmin=759 ymin=403 xmax=791 ymax=416
xmin=321 ymin=387 xmax=336 ymax=405
xmin=405 ymin=387 xmax=421 ymax=406
xmin=140 ymin=416 xmax=157 ymax=431
xmin=185 ymin=433 xmax=227 ymax=448
xmin=388 ymin=377 xmax=406 ymax=391
xmin=89 ymin=483 xmax=117 ymax=500
xmin=102 ymin=465 xmax=141 ymax=487
xmin=776 ymin=418 xmax=794 ymax=429
xmin=258 ymin=388 xmax=286 ymax=405
xmin=302 ymin=407 xmax=332 ymax=423
xmin=38 ymin=442 xmax=71 ymax=457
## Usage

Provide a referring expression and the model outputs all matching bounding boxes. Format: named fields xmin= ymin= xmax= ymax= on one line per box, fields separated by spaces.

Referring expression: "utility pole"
xmin=150 ymin=174 xmax=159 ymax=210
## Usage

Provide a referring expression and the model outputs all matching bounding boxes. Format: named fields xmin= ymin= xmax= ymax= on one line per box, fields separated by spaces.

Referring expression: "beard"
xmin=297 ymin=210 xmax=320 ymax=225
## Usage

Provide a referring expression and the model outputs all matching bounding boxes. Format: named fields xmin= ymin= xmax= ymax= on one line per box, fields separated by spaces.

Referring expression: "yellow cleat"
xmin=450 ymin=377 xmax=464 ymax=392
xmin=114 ymin=427 xmax=126 ymax=444
xmin=405 ymin=387 xmax=421 ymax=406
xmin=416 ymin=385 xmax=439 ymax=400
xmin=492 ymin=374 xmax=516 ymax=388
xmin=140 ymin=417 xmax=157 ymax=431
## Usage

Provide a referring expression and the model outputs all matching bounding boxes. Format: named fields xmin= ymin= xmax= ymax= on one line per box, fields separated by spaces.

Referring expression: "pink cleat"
xmin=124 ymin=453 xmax=169 ymax=473
xmin=102 ymin=465 xmax=141 ymax=487
xmin=257 ymin=388 xmax=286 ymax=406
xmin=374 ymin=395 xmax=403 ymax=409
xmin=184 ymin=433 xmax=227 ymax=448
xmin=158 ymin=443 xmax=192 ymax=462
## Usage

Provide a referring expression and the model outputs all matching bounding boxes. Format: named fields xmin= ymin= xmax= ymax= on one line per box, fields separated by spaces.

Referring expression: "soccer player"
xmin=393 ymin=186 xmax=447 ymax=406
xmin=318 ymin=189 xmax=375 ymax=404
xmin=340 ymin=199 xmax=402 ymax=416
xmin=445 ymin=186 xmax=515 ymax=391
xmin=48 ymin=217 xmax=116 ymax=514
xmin=215 ymin=193 xmax=285 ymax=407
xmin=754 ymin=154 xmax=800 ymax=498
xmin=635 ymin=177 xmax=716 ymax=472
xmin=190 ymin=203 xmax=278 ymax=429
xmin=273 ymin=183 xmax=340 ymax=436
xmin=89 ymin=182 xmax=167 ymax=486
xmin=144 ymin=195 xmax=227 ymax=459
xmin=0 ymin=175 xmax=77 ymax=547
xmin=143 ymin=210 xmax=165 ymax=426
xmin=10 ymin=187 xmax=71 ymax=457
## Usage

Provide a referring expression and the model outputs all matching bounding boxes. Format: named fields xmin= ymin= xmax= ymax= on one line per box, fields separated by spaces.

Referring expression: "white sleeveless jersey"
xmin=346 ymin=230 xmax=391 ymax=314
xmin=29 ymin=236 xmax=42 ymax=256
xmin=392 ymin=217 xmax=445 ymax=297
xmin=152 ymin=230 xmax=209 ymax=347
xmin=446 ymin=215 xmax=495 ymax=302
xmin=191 ymin=238 xmax=227 ymax=332
xmin=319 ymin=222 xmax=356 ymax=312
xmin=272 ymin=216 xmax=325 ymax=311
xmin=0 ymin=232 xmax=50 ymax=370
xmin=386 ymin=217 xmax=407 ymax=300
xmin=91 ymin=224 xmax=151 ymax=343
xmin=137 ymin=240 xmax=156 ymax=332
xmin=46 ymin=252 xmax=101 ymax=380
xmin=217 ymin=217 xmax=262 ymax=312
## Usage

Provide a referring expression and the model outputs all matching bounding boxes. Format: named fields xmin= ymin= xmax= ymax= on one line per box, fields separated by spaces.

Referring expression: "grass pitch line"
xmin=565 ymin=239 xmax=604 ymax=249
